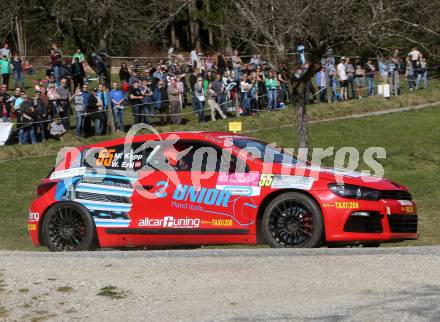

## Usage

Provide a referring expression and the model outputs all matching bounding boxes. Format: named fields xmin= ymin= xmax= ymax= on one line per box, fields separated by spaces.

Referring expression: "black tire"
xmin=262 ymin=192 xmax=324 ymax=248
xmin=42 ymin=202 xmax=98 ymax=252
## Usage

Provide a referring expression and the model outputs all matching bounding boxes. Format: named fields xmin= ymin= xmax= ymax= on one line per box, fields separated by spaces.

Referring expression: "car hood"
xmin=266 ymin=163 xmax=408 ymax=191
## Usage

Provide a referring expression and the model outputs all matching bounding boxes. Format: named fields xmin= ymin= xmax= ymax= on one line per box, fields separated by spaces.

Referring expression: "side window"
xmin=82 ymin=143 xmax=145 ymax=171
xmin=156 ymin=140 xmax=248 ymax=173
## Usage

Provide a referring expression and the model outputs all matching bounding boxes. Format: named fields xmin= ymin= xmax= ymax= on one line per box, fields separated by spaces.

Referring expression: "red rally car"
xmin=28 ymin=131 xmax=418 ymax=251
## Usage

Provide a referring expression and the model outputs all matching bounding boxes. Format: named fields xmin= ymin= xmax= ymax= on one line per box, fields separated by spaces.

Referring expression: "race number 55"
xmin=259 ymin=174 xmax=274 ymax=187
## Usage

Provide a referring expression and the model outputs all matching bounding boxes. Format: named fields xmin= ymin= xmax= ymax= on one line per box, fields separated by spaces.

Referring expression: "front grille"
xmin=75 ymin=191 xmax=129 ymax=204
xmin=378 ymin=190 xmax=412 ymax=200
xmin=388 ymin=215 xmax=418 ymax=233
xmin=344 ymin=212 xmax=383 ymax=233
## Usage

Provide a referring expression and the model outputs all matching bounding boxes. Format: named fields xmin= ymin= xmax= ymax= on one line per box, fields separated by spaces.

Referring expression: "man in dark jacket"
xmin=33 ymin=91 xmax=48 ymax=142
xmin=87 ymin=88 xmax=100 ymax=135
xmin=71 ymin=57 xmax=85 ymax=91
xmin=19 ymin=94 xmax=36 ymax=144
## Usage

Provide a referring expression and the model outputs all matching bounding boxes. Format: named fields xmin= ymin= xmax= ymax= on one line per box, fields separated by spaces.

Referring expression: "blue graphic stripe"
xmin=94 ymin=219 xmax=131 ymax=227
xmin=83 ymin=174 xmax=137 ymax=182
xmin=244 ymin=203 xmax=257 ymax=209
xmin=79 ymin=202 xmax=132 ymax=212
xmin=75 ymin=186 xmax=133 ymax=197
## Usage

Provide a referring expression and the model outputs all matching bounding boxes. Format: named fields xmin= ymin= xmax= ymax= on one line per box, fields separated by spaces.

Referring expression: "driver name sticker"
xmin=271 ymin=175 xmax=315 ymax=190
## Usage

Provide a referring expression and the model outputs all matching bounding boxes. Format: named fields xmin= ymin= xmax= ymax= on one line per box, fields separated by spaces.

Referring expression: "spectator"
xmin=1 ymin=56 xmax=10 ymax=89
xmin=167 ymin=78 xmax=182 ymax=124
xmin=0 ymin=95 xmax=10 ymax=122
xmin=250 ymin=54 xmax=262 ymax=68
xmin=49 ymin=116 xmax=66 ymax=140
xmin=316 ymin=66 xmax=327 ymax=103
xmin=207 ymin=83 xmax=227 ymax=121
xmin=265 ymin=71 xmax=278 ymax=110
xmin=324 ymin=58 xmax=337 ymax=101
xmin=0 ymin=43 xmax=11 ymax=61
xmin=72 ymin=48 xmax=85 ymax=64
xmin=240 ymin=75 xmax=251 ymax=115
xmin=408 ymin=47 xmax=421 ymax=71
xmin=278 ymin=70 xmax=289 ymax=104
xmin=33 ymin=90 xmax=48 ymax=142
xmin=153 ymin=80 xmax=170 ymax=124
xmin=140 ymin=79 xmax=153 ymax=124
xmin=337 ymin=57 xmax=348 ymax=100
xmin=216 ymin=50 xmax=227 ymax=76
xmin=19 ymin=94 xmax=36 ymax=144
xmin=415 ymin=55 xmax=428 ymax=90
xmin=231 ymin=50 xmax=243 ymax=81
xmin=255 ymin=66 xmax=266 ymax=109
xmin=97 ymin=83 xmax=109 ymax=134
xmin=354 ymin=60 xmax=365 ymax=99
xmin=129 ymin=81 xmax=144 ymax=125
xmin=23 ymin=60 xmax=35 ymax=75
xmin=50 ymin=43 xmax=63 ymax=85
xmin=81 ymin=84 xmax=91 ymax=134
xmin=57 ymin=78 xmax=71 ymax=129
xmin=12 ymin=88 xmax=23 ymax=111
xmin=190 ymin=48 xmax=198 ymax=69
xmin=47 ymin=83 xmax=60 ymax=118
xmin=212 ymin=73 xmax=225 ymax=107
xmin=194 ymin=77 xmax=205 ymax=122
xmin=71 ymin=57 xmax=85 ymax=90
xmin=345 ymin=58 xmax=355 ymax=99
xmin=388 ymin=55 xmax=400 ymax=96
xmin=119 ymin=63 xmax=130 ymax=83
xmin=365 ymin=59 xmax=375 ymax=96
xmin=109 ymin=82 xmax=126 ymax=132
xmin=72 ymin=88 xmax=85 ymax=137
xmin=378 ymin=57 xmax=389 ymax=84
xmin=11 ymin=55 xmax=24 ymax=89
xmin=405 ymin=56 xmax=415 ymax=91
xmin=87 ymin=88 xmax=102 ymax=135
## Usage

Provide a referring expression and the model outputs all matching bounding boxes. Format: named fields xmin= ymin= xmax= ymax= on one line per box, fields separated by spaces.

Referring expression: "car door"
xmin=133 ymin=139 xmax=254 ymax=237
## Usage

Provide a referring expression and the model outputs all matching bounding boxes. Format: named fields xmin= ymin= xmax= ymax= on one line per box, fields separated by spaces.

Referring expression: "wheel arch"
xmin=255 ymin=189 xmax=325 ymax=244
xmin=38 ymin=201 xmax=98 ymax=247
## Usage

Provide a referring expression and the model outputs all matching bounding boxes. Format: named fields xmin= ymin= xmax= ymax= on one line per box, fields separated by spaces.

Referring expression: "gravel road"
xmin=1 ymin=247 xmax=440 ymax=322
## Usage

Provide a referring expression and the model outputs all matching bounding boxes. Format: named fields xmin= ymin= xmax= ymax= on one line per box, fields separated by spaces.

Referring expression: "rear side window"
xmin=82 ymin=143 xmax=145 ymax=171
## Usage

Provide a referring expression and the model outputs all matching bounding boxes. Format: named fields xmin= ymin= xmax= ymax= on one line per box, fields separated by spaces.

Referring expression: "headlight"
xmin=328 ymin=183 xmax=380 ymax=200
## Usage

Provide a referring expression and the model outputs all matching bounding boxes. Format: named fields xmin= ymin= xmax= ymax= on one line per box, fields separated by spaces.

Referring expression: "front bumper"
xmin=323 ymin=198 xmax=418 ymax=243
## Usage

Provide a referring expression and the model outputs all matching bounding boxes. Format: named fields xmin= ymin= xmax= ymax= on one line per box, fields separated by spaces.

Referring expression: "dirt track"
xmin=1 ymin=247 xmax=440 ymax=321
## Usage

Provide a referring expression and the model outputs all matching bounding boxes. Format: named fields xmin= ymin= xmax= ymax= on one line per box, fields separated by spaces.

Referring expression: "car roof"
xmin=80 ymin=131 xmax=253 ymax=149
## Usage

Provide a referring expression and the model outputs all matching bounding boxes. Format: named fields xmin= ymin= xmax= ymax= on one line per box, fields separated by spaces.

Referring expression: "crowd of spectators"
xmin=0 ymin=42 xmax=431 ymax=145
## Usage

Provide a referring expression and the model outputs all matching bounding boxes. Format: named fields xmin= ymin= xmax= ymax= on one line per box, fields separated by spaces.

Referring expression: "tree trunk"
xmin=206 ymin=0 xmax=214 ymax=47
xmin=293 ymin=80 xmax=309 ymax=149
xmin=15 ymin=16 xmax=25 ymax=56
xmin=170 ymin=24 xmax=180 ymax=49
xmin=188 ymin=0 xmax=200 ymax=48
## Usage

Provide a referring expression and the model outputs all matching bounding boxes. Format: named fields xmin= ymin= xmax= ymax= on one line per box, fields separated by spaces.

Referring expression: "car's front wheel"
xmin=262 ymin=192 xmax=324 ymax=248
xmin=42 ymin=202 xmax=98 ymax=252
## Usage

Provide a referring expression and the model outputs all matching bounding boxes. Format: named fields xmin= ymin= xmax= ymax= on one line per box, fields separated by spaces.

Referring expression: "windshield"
xmin=233 ymin=138 xmax=298 ymax=165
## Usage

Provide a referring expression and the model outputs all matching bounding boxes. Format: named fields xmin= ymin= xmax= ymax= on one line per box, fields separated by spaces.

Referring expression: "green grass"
xmin=0 ymin=77 xmax=439 ymax=250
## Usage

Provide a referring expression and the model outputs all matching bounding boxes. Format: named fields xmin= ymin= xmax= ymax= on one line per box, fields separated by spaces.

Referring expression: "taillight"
xmin=36 ymin=181 xmax=57 ymax=197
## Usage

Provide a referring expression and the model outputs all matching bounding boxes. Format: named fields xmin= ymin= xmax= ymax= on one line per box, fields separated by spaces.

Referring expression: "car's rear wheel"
xmin=42 ymin=202 xmax=98 ymax=252
xmin=262 ymin=192 xmax=324 ymax=248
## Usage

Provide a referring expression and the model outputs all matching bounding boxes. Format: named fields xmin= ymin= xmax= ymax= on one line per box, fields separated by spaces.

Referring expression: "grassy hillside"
xmin=0 ymin=102 xmax=439 ymax=250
